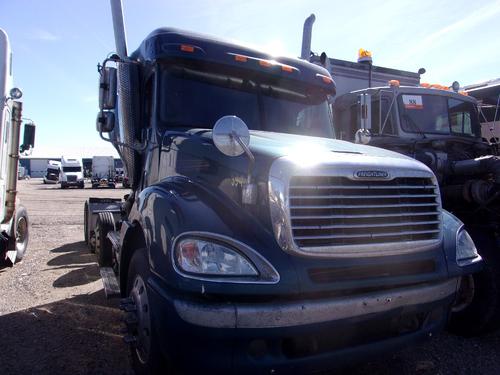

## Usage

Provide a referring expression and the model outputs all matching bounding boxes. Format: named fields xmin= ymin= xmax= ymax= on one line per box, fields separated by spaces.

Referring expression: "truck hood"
xmin=246 ymin=130 xmax=416 ymax=161
xmin=199 ymin=129 xmax=416 ymax=162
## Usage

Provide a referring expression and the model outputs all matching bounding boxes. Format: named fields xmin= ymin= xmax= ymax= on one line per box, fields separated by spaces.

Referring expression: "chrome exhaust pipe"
xmin=2 ymin=100 xmax=22 ymax=224
xmin=301 ymin=14 xmax=315 ymax=60
xmin=110 ymin=0 xmax=128 ymax=59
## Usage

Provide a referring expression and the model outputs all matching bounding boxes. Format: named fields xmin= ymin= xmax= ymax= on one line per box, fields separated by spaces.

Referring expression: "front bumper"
xmin=148 ymin=277 xmax=458 ymax=374
xmin=62 ymin=180 xmax=83 ymax=186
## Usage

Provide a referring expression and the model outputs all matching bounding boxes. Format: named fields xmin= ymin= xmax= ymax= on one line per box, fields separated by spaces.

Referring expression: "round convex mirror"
xmin=9 ymin=87 xmax=22 ymax=100
xmin=212 ymin=116 xmax=250 ymax=157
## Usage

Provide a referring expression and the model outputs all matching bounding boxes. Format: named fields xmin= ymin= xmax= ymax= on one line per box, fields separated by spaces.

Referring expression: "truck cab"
xmin=86 ymin=16 xmax=482 ymax=374
xmin=0 ymin=28 xmax=35 ymax=265
xmin=43 ymin=160 xmax=60 ymax=184
xmin=91 ymin=155 xmax=116 ymax=188
xmin=59 ymin=156 xmax=84 ymax=189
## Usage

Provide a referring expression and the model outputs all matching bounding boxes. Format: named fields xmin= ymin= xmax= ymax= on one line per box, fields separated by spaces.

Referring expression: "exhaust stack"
xmin=301 ymin=14 xmax=315 ymax=60
xmin=110 ymin=0 xmax=128 ymax=58
xmin=2 ymin=101 xmax=22 ymax=224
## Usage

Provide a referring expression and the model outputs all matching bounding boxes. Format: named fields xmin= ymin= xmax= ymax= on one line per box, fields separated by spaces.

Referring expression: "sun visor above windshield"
xmin=131 ymin=28 xmax=336 ymax=95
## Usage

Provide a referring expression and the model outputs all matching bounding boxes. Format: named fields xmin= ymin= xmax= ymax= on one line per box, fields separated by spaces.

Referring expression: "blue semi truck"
xmin=83 ymin=2 xmax=482 ymax=373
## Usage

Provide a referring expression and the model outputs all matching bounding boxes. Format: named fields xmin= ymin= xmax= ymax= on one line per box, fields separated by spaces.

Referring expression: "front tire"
xmin=126 ymin=251 xmax=167 ymax=375
xmin=13 ymin=205 xmax=29 ymax=262
xmin=448 ymin=231 xmax=500 ymax=336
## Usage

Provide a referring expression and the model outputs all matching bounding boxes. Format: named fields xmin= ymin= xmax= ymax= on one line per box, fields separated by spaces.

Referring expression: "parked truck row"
xmin=83 ymin=2 xmax=484 ymax=374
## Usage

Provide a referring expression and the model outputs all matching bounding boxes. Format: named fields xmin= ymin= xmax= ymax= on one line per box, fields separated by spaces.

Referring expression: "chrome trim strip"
xmin=171 ymin=231 xmax=280 ymax=284
xmin=174 ymin=278 xmax=458 ymax=328
xmin=269 ymin=154 xmax=443 ymax=258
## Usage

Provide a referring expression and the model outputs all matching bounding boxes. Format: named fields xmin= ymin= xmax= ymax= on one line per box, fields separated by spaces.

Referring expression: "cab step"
xmin=100 ymin=266 xmax=120 ymax=298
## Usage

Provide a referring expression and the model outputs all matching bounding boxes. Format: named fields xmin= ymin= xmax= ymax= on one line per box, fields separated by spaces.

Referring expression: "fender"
xmin=125 ymin=175 xmax=298 ymax=297
xmin=442 ymin=209 xmax=483 ymax=277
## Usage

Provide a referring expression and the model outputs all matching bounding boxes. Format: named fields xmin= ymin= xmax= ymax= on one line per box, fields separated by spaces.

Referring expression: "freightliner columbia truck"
xmin=0 ymin=29 xmax=35 ymax=265
xmin=300 ymin=14 xmax=500 ymax=336
xmin=84 ymin=2 xmax=481 ymax=373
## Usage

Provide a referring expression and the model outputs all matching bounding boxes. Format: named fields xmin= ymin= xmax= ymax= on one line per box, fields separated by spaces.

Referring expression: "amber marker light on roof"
xmin=259 ymin=60 xmax=273 ymax=67
xmin=316 ymin=74 xmax=332 ymax=84
xmin=388 ymin=80 xmax=400 ymax=87
xmin=180 ymin=44 xmax=195 ymax=53
xmin=281 ymin=65 xmax=294 ymax=73
xmin=234 ymin=54 xmax=247 ymax=62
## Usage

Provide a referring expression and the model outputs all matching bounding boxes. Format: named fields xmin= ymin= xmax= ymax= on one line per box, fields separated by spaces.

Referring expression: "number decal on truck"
xmin=402 ymin=95 xmax=423 ymax=109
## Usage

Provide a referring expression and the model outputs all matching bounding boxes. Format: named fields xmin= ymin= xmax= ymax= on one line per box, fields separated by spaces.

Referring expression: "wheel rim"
xmin=130 ymin=274 xmax=151 ymax=364
xmin=16 ymin=216 xmax=27 ymax=246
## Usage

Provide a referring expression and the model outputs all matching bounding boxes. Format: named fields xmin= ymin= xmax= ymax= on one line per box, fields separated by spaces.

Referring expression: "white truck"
xmin=43 ymin=160 xmax=60 ymax=184
xmin=0 ymin=29 xmax=35 ymax=265
xmin=91 ymin=155 xmax=115 ymax=188
xmin=60 ymin=156 xmax=84 ymax=189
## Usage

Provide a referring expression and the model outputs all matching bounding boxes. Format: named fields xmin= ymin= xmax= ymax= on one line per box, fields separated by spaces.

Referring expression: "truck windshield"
xmin=158 ymin=64 xmax=334 ymax=138
xmin=62 ymin=166 xmax=81 ymax=172
xmin=398 ymin=94 xmax=480 ymax=137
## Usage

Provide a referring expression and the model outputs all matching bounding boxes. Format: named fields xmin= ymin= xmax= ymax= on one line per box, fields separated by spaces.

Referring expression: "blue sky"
xmin=0 ymin=0 xmax=498 ymax=157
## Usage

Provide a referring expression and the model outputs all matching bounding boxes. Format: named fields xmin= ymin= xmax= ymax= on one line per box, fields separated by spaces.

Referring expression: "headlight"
xmin=175 ymin=238 xmax=258 ymax=276
xmin=456 ymin=228 xmax=479 ymax=266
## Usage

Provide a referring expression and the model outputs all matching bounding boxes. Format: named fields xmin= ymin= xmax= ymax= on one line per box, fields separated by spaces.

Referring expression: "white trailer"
xmin=0 ymin=29 xmax=35 ymax=264
xmin=60 ymin=156 xmax=84 ymax=189
xmin=91 ymin=155 xmax=115 ymax=188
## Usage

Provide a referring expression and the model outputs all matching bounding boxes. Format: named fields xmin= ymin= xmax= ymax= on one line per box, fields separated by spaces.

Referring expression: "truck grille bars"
xmin=289 ymin=176 xmax=441 ymax=248
xmin=268 ymin=156 xmax=443 ymax=258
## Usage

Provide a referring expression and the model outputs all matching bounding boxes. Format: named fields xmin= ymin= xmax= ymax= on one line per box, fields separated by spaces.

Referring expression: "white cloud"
xmin=29 ymin=29 xmax=60 ymax=42
xmin=394 ymin=1 xmax=500 ymax=65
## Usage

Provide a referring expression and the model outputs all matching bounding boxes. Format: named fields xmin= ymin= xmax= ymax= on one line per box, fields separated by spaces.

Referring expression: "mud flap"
xmin=6 ymin=250 xmax=16 ymax=264
xmin=100 ymin=266 xmax=120 ymax=298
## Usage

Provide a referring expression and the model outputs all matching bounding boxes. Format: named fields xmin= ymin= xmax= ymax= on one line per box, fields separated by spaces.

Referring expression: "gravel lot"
xmin=0 ymin=179 xmax=498 ymax=375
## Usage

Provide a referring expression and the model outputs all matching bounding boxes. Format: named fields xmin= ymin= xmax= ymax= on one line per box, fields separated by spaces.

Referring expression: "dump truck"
xmin=83 ymin=2 xmax=481 ymax=373
xmin=465 ymin=78 xmax=500 ymax=141
xmin=0 ymin=29 xmax=36 ymax=265
xmin=299 ymin=14 xmax=500 ymax=336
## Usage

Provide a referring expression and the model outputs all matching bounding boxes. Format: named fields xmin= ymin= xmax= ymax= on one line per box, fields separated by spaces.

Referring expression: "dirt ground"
xmin=0 ymin=179 xmax=499 ymax=375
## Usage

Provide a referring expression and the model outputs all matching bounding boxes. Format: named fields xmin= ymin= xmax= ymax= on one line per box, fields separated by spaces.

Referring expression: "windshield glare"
xmin=158 ymin=64 xmax=334 ymax=138
xmin=63 ymin=166 xmax=81 ymax=173
xmin=398 ymin=94 xmax=480 ymax=137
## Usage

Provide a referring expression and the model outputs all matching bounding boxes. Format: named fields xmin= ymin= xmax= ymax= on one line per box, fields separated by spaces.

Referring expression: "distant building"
xmin=20 ymin=157 xmax=122 ymax=178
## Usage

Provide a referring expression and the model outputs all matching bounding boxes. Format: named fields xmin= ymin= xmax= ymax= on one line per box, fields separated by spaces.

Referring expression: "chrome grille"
xmin=289 ymin=176 xmax=441 ymax=248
